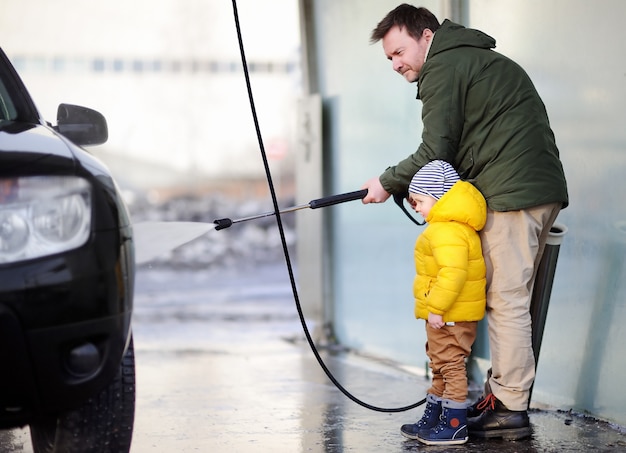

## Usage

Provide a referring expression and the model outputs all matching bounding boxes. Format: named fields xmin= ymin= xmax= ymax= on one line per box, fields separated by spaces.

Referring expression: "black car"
xmin=0 ymin=48 xmax=135 ymax=452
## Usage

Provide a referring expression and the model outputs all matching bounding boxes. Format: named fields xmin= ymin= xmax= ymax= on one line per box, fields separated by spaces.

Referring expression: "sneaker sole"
xmin=417 ymin=436 xmax=469 ymax=446
xmin=400 ymin=430 xmax=420 ymax=440
xmin=469 ymin=426 xmax=531 ymax=441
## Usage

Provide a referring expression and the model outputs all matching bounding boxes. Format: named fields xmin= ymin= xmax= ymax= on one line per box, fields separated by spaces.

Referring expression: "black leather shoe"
xmin=467 ymin=394 xmax=487 ymax=418
xmin=468 ymin=395 xmax=531 ymax=440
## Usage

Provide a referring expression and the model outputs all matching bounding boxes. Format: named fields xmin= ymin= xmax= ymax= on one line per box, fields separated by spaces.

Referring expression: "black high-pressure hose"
xmin=230 ymin=0 xmax=425 ymax=412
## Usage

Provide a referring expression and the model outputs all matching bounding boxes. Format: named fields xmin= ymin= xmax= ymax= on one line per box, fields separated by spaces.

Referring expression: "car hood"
xmin=0 ymin=121 xmax=76 ymax=174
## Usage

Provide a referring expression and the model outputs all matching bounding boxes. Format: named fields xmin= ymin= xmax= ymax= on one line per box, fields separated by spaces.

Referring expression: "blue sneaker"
xmin=400 ymin=394 xmax=442 ymax=440
xmin=417 ymin=401 xmax=468 ymax=445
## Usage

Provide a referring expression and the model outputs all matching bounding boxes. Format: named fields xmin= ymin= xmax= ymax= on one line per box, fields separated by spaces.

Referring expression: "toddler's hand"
xmin=428 ymin=313 xmax=444 ymax=329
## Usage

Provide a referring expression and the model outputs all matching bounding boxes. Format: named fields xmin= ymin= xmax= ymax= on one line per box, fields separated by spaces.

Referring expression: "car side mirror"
xmin=55 ymin=103 xmax=108 ymax=146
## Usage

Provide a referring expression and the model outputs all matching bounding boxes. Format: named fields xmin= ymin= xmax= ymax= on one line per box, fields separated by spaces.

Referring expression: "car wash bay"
xmin=4 ymin=261 xmax=626 ymax=452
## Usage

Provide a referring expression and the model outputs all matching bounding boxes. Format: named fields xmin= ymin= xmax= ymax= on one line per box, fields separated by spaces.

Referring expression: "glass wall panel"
xmin=468 ymin=0 xmax=626 ymax=423
xmin=306 ymin=0 xmax=626 ymax=425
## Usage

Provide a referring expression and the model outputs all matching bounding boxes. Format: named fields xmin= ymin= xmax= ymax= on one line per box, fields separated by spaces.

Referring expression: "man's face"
xmin=382 ymin=25 xmax=432 ymax=83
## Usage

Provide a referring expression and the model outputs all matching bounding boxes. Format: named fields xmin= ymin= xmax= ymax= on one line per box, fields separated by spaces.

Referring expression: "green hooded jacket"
xmin=379 ymin=20 xmax=568 ymax=211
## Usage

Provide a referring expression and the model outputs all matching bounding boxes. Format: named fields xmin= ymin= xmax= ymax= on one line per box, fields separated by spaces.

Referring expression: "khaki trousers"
xmin=480 ymin=203 xmax=561 ymax=410
xmin=426 ymin=321 xmax=477 ymax=404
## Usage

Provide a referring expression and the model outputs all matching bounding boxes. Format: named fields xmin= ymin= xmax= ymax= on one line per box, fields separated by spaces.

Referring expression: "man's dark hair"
xmin=370 ymin=4 xmax=440 ymax=44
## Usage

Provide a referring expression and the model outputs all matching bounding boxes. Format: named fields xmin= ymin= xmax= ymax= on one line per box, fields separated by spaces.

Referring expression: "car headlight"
xmin=0 ymin=176 xmax=91 ymax=263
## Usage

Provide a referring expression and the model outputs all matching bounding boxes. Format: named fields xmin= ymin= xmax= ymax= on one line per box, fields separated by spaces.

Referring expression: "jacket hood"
xmin=426 ymin=180 xmax=486 ymax=231
xmin=429 ymin=19 xmax=496 ymax=58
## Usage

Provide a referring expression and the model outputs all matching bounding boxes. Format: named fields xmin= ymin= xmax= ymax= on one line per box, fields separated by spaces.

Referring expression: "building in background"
xmin=0 ymin=0 xmax=301 ymax=200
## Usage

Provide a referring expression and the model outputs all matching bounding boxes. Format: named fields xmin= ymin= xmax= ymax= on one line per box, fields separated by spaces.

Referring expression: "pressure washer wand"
xmin=214 ymin=189 xmax=367 ymax=230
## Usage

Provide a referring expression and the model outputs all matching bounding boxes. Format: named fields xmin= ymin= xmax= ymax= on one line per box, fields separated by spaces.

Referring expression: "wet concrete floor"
xmin=2 ymin=262 xmax=626 ymax=452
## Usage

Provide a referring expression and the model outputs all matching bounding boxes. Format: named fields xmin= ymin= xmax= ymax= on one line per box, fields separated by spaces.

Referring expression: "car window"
xmin=0 ymin=78 xmax=18 ymax=121
xmin=0 ymin=48 xmax=39 ymax=125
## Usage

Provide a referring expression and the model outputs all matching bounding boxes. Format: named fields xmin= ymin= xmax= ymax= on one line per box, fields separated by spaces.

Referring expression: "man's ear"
xmin=422 ymin=28 xmax=434 ymax=42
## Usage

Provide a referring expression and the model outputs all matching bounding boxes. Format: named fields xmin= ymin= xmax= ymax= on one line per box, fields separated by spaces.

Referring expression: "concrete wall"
xmin=299 ymin=0 xmax=626 ymax=426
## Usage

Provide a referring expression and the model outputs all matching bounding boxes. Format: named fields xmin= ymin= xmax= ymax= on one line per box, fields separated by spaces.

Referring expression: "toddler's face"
xmin=408 ymin=193 xmax=437 ymax=220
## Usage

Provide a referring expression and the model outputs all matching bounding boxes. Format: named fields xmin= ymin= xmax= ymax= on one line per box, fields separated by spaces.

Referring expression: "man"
xmin=361 ymin=4 xmax=568 ymax=441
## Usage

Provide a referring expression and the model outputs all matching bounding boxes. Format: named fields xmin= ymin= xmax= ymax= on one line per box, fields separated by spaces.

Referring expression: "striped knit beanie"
xmin=408 ymin=160 xmax=460 ymax=200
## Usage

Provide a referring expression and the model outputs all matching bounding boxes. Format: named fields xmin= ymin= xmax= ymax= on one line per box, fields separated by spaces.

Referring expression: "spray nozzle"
xmin=213 ymin=218 xmax=233 ymax=231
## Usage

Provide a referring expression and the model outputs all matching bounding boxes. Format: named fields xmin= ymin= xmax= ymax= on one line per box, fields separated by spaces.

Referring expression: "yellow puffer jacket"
xmin=413 ymin=180 xmax=486 ymax=322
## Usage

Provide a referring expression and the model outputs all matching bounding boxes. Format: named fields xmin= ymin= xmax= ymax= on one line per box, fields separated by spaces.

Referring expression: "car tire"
xmin=29 ymin=335 xmax=136 ymax=453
